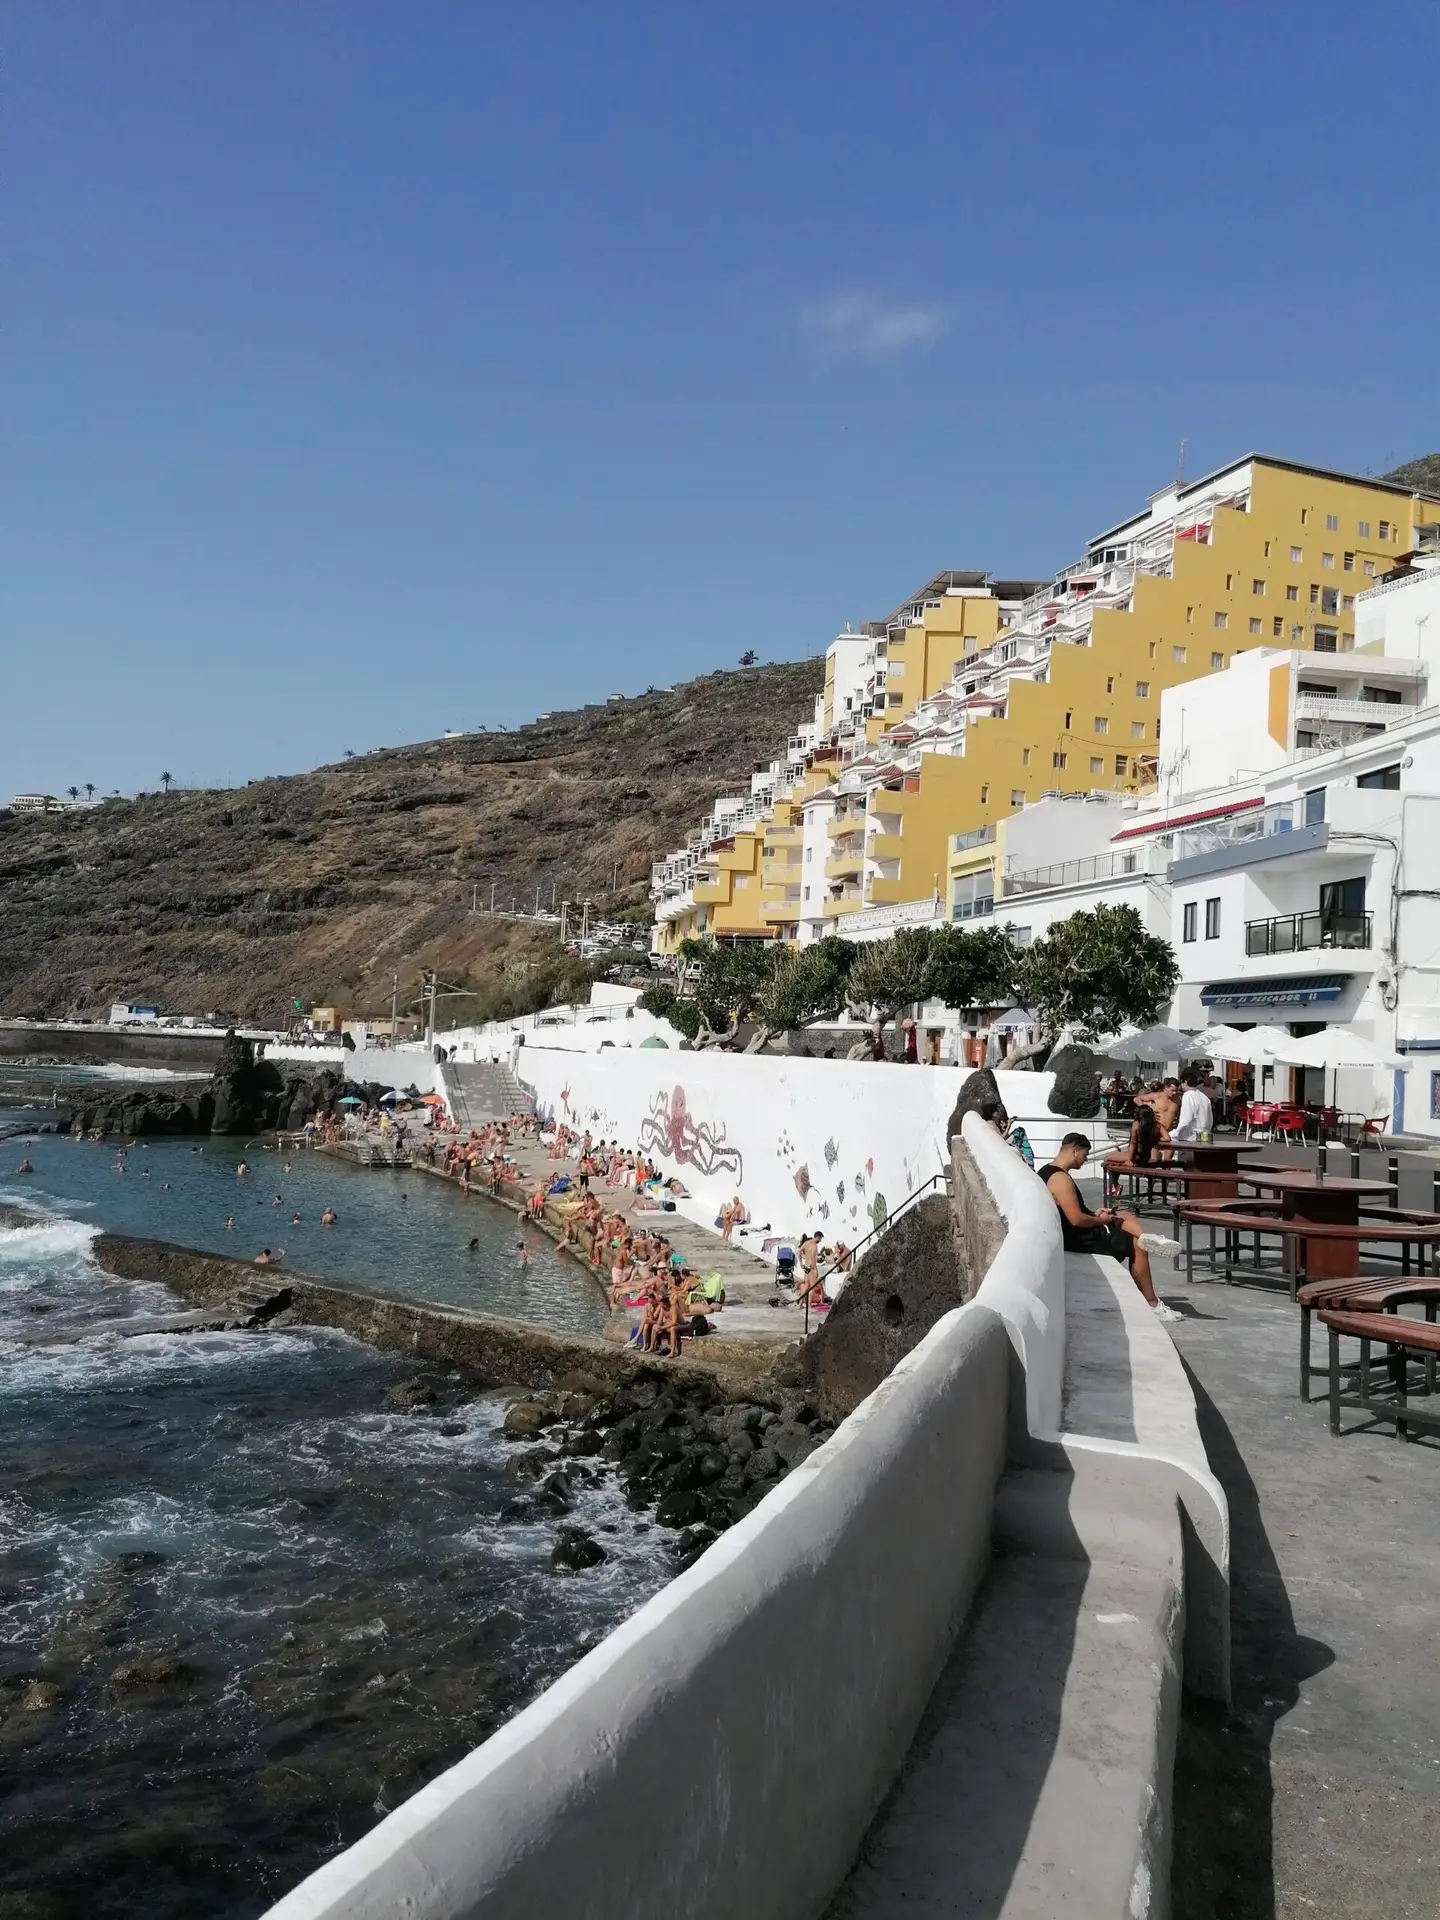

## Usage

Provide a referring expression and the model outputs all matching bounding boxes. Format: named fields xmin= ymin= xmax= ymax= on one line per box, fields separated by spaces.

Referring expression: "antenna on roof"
xmin=1177 ymin=437 xmax=1188 ymax=486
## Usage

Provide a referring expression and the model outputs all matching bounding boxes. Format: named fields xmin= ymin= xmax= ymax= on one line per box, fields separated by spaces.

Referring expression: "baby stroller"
xmin=775 ymin=1245 xmax=797 ymax=1289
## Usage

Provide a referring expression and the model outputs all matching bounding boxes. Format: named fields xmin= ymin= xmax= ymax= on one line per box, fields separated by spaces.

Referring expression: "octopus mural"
xmin=637 ymin=1085 xmax=745 ymax=1182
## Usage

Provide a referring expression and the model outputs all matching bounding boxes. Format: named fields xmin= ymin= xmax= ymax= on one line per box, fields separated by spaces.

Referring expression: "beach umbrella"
xmin=1196 ymin=1024 xmax=1291 ymax=1067
xmin=1272 ymin=1029 xmax=1404 ymax=1072
xmin=337 ymin=1095 xmax=362 ymax=1105
xmin=379 ymin=1089 xmax=400 ymax=1102
xmin=639 ymin=1035 xmax=669 ymax=1049
xmin=1101 ymin=1024 xmax=1207 ymax=1063
xmin=420 ymin=1093 xmax=445 ymax=1105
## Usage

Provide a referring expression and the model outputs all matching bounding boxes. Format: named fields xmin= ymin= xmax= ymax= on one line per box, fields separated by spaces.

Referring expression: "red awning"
xmin=1111 ymin=795 xmax=1263 ymax=843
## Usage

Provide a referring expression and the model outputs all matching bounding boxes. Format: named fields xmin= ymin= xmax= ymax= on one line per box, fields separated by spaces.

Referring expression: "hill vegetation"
xmin=0 ymin=660 xmax=823 ymax=1024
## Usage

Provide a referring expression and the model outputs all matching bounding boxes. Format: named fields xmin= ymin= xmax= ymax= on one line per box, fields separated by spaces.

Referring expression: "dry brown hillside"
xmin=0 ymin=658 xmax=823 ymax=1022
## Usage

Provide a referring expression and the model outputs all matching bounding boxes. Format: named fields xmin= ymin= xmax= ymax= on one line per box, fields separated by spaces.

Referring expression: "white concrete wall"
xmin=517 ymin=1047 xmax=1074 ymax=1245
xmin=264 ymin=1300 xmax=1014 ymax=1920
xmin=258 ymin=1040 xmax=441 ymax=1093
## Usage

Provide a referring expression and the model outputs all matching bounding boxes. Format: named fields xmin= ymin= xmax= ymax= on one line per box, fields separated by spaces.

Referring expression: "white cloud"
xmin=799 ymin=289 xmax=950 ymax=360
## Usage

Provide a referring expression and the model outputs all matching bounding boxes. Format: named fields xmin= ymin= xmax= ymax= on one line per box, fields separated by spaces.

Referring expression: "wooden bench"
xmin=1178 ymin=1202 xmax=1440 ymax=1295
xmin=1294 ymin=1278 xmax=1440 ymax=1400
xmin=1318 ymin=1308 xmax=1440 ymax=1440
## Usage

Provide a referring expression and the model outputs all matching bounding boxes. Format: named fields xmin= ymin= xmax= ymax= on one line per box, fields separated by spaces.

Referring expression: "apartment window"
xmin=1343 ymin=551 xmax=1355 ymax=572
xmin=1379 ymin=519 xmax=1391 ymax=540
xmin=1185 ymin=606 xmax=1194 ymax=623
xmin=979 ymin=784 xmax=990 ymax=804
xmin=1089 ymin=756 xmax=1104 ymax=774
xmin=1303 ymin=787 xmax=1326 ymax=825
xmin=1053 ymin=752 xmax=1067 ymax=769
xmin=1021 ymin=747 xmax=1031 ymax=766
xmin=1273 ymin=617 xmax=1283 ymax=636
xmin=1182 ymin=902 xmax=1197 ymax=943
xmin=1358 ymin=519 xmax=1371 ymax=538
xmin=1115 ymin=754 xmax=1128 ymax=775
xmin=1364 ymin=559 xmax=1376 ymax=578
xmin=1286 ymin=584 xmax=1299 ymax=601
xmin=1291 ymin=623 xmax=1304 ymax=641
xmin=1131 ymin=720 xmax=1146 ymax=739
xmin=1064 ymin=710 xmax=1073 ymax=729
xmin=1202 ymin=897 xmax=1220 ymax=939
xmin=1211 ymin=616 xmax=1225 ymax=635
xmin=1252 ymin=578 xmax=1265 ymax=596
xmin=1300 ymin=508 xmax=1309 ymax=525
xmin=803 ymin=885 xmax=811 ymax=902
xmin=1357 ymin=763 xmax=1401 ymax=790
xmin=734 ymin=875 xmax=749 ymax=889
xmin=1248 ymin=620 xmax=1262 ymax=636
xmin=1321 ymin=586 xmax=1339 ymax=614
xmin=1149 ymin=641 xmax=1158 ymax=659
xmin=1431 ymin=1072 xmax=1440 ymax=1123
xmin=805 ymin=846 xmax=813 ymax=862
xmin=1135 ymin=679 xmax=1150 ymax=697
xmin=1010 ymin=789 xmax=1025 ymax=807
xmin=1313 ymin=627 xmax=1338 ymax=653
xmin=1264 ymin=540 xmax=1272 ymax=557
xmin=1309 ymin=584 xmax=1321 ymax=604
xmin=1094 ymin=716 xmax=1108 ymax=735
xmin=1322 ymin=552 xmax=1334 ymax=570
xmin=1325 ymin=512 xmax=1339 ymax=532
xmin=1105 ymin=675 xmax=1115 ymax=693
xmin=1342 ymin=594 xmax=1355 ymax=611
xmin=1290 ymin=545 xmax=1303 ymax=563
xmin=1225 ymin=574 xmax=1233 ymax=591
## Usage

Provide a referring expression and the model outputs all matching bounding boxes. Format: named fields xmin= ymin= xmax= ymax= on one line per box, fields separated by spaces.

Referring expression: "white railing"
xmin=838 ymin=897 xmax=945 ymax=935
xmin=1002 ymin=850 xmax=1144 ymax=895
xmin=1295 ymin=695 xmax=1413 ymax=726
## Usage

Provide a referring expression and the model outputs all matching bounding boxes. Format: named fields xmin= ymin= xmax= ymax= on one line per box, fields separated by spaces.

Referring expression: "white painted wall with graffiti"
xmin=516 ymin=1049 xmax=1072 ymax=1245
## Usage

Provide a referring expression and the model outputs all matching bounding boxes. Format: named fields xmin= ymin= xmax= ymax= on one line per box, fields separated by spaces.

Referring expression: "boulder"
xmin=502 ymin=1400 xmax=554 ymax=1438
xmin=384 ymin=1378 xmax=437 ymax=1411
xmin=550 ymin=1527 xmax=607 ymax=1572
xmin=945 ymin=1066 xmax=1003 ymax=1147
xmin=1046 ymin=1044 xmax=1102 ymax=1118
xmin=21 ymin=1680 xmax=59 ymax=1712
xmin=654 ymin=1489 xmax=703 ymax=1530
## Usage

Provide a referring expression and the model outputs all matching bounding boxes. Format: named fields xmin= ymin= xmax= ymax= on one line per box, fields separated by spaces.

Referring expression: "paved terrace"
xmin=1084 ymin=1161 xmax=1440 ymax=1918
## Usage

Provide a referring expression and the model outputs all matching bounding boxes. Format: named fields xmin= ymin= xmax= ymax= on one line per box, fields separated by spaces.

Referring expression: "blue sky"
xmin=4 ymin=1 xmax=1437 ymax=795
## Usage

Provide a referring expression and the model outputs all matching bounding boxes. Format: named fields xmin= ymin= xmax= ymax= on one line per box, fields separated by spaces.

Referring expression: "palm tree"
xmin=84 ymin=783 xmax=95 ymax=802
xmin=66 ymin=786 xmax=80 ymax=803
xmin=344 ymin=748 xmax=355 ymax=760
xmin=159 ymin=771 xmax=173 ymax=793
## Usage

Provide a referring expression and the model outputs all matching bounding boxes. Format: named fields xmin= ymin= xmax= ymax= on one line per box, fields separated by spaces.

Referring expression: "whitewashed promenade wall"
xmin=259 ymin=1040 xmax=442 ymax=1094
xmin=518 ymin=1044 xmax=1075 ymax=1247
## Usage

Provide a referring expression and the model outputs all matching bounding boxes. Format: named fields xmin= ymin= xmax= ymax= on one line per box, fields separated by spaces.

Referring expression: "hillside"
xmin=0 ymin=659 xmax=824 ymax=1022
xmin=1382 ymin=453 xmax=1440 ymax=493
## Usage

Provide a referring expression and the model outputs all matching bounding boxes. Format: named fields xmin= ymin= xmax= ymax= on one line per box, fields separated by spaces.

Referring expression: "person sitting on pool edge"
xmin=1039 ymin=1133 xmax=1183 ymax=1323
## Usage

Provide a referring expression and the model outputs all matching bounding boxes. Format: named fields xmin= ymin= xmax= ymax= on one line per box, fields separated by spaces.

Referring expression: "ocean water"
xmin=0 ymin=1140 xmax=667 ymax=1917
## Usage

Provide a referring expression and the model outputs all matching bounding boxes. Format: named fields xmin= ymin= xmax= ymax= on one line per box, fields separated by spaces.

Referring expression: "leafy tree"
xmin=1016 ymin=903 xmax=1179 ymax=1043
xmin=738 ymin=649 xmax=759 ymax=667
xmin=925 ymin=922 xmax=1021 ymax=1014
xmin=745 ymin=937 xmax=857 ymax=1051
xmin=845 ymin=926 xmax=936 ymax=1050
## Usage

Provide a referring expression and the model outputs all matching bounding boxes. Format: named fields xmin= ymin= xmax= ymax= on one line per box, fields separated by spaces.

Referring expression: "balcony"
xmin=1244 ymin=911 xmax=1373 ymax=957
xmin=951 ymin=823 xmax=997 ymax=853
xmin=867 ymin=831 xmax=904 ymax=862
xmin=825 ymin=850 xmax=863 ymax=880
xmin=865 ymin=876 xmax=911 ymax=905
xmin=1168 ymin=800 xmax=1329 ymax=883
xmin=1295 ymin=695 xmax=1409 ymax=728
xmin=827 ymin=813 xmax=866 ymax=839
xmin=1003 ymin=850 xmax=1142 ymax=895
xmin=693 ymin=878 xmax=730 ymax=904
xmin=869 ymin=787 xmax=908 ymax=817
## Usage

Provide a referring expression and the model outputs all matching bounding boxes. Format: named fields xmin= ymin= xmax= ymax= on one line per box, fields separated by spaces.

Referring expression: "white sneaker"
xmin=1138 ymin=1233 xmax=1182 ymax=1258
xmin=1153 ymin=1301 xmax=1183 ymax=1322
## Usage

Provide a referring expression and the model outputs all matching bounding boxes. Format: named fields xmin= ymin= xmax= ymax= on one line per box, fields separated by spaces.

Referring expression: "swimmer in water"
xmin=225 ymin=1216 xmax=235 ymax=1229
xmin=321 ymin=1207 xmax=336 ymax=1226
xmin=282 ymin=1162 xmax=292 ymax=1175
xmin=516 ymin=1240 xmax=529 ymax=1268
xmin=291 ymin=1212 xmax=301 ymax=1225
xmin=16 ymin=1158 xmax=33 ymax=1174
xmin=272 ymin=1195 xmax=282 ymax=1206
xmin=237 ymin=1162 xmax=249 ymax=1178
xmin=467 ymin=1237 xmax=479 ymax=1252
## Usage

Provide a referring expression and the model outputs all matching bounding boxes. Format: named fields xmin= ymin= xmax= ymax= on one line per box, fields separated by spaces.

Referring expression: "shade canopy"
xmin=420 ymin=1093 xmax=446 ymax=1104
xmin=639 ymin=1035 xmax=669 ymax=1049
xmin=1196 ymin=1024 xmax=1293 ymax=1066
xmin=1271 ymin=1028 xmax=1405 ymax=1072
xmin=336 ymin=1095 xmax=363 ymax=1105
xmin=1101 ymin=1024 xmax=1208 ymax=1063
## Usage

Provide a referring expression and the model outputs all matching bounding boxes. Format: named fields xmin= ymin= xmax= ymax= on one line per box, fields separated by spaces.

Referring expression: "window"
xmin=1204 ymin=897 xmax=1221 ymax=939
xmin=1010 ymin=789 xmax=1025 ymax=807
xmin=1225 ymin=574 xmax=1233 ymax=591
xmin=951 ymin=871 xmax=995 ymax=920
xmin=1322 ymin=552 xmax=1334 ymax=570
xmin=1431 ymin=1072 xmax=1440 ymax=1123
xmin=1186 ymin=605 xmax=1194 ymax=623
xmin=1291 ymin=623 xmax=1304 ymax=641
xmin=1359 ymin=519 xmax=1371 ymax=538
xmin=1131 ymin=720 xmax=1146 ymax=739
xmin=1089 ymin=756 xmax=1104 ymax=774
xmin=1148 ymin=641 xmax=1157 ymax=659
xmin=1290 ymin=545 xmax=1303 ymax=562
xmin=805 ymin=846 xmax=813 ymax=862
xmin=1252 ymin=578 xmax=1266 ymax=595
xmin=803 ymin=886 xmax=811 ymax=901
xmin=1273 ymin=617 xmax=1283 ymax=636
xmin=1175 ymin=643 xmax=1190 ymax=662
xmin=1310 ymin=583 xmax=1320 ymax=604
xmin=1053 ymin=751 xmax=1067 ymax=769
xmin=1264 ymin=540 xmax=1272 ymax=557
xmin=1248 ymin=620 xmax=1261 ymax=636
xmin=1321 ymin=586 xmax=1339 ymax=614
xmin=1343 ymin=551 xmax=1354 ymax=571
xmin=735 ymin=875 xmax=749 ymax=888
xmin=979 ymin=784 xmax=989 ymax=804
xmin=1286 ymin=584 xmax=1299 ymax=601
xmin=1313 ymin=627 xmax=1338 ymax=653
xmin=1320 ymin=876 xmax=1366 ymax=923
xmin=1213 ymin=614 xmax=1227 ymax=633
xmin=1021 ymin=747 xmax=1031 ymax=766
xmin=1303 ymin=787 xmax=1326 ymax=824
xmin=1325 ymin=512 xmax=1339 ymax=532
xmin=1363 ymin=559 xmax=1376 ymax=578
xmin=1105 ymin=675 xmax=1115 ymax=693
xmin=1115 ymin=754 xmax=1128 ymax=775
xmin=1135 ymin=679 xmax=1150 ymax=697
xmin=1300 ymin=508 xmax=1309 ymax=525
xmin=1379 ymin=520 xmax=1391 ymax=540
xmin=1182 ymin=902 xmax=1197 ymax=942
xmin=1357 ymin=763 xmax=1401 ymax=790
xmin=1064 ymin=710 xmax=1073 ymax=729
xmin=1342 ymin=594 xmax=1355 ymax=611
xmin=1094 ymin=716 xmax=1108 ymax=735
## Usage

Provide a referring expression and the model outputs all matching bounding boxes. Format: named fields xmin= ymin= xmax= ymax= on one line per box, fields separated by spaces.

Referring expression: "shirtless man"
xmin=1039 ymin=1133 xmax=1181 ymax=1321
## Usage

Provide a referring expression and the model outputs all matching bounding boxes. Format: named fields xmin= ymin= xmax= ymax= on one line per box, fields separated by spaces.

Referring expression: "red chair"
xmin=1358 ymin=1113 xmax=1390 ymax=1149
xmin=1273 ymin=1108 xmax=1307 ymax=1147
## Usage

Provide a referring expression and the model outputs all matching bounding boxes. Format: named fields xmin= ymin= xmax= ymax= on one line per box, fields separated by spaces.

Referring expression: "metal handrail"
xmin=803 ymin=1170 xmax=950 ymax=1335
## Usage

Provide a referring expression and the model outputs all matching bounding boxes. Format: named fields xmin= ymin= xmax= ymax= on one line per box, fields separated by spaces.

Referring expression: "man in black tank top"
xmin=1039 ymin=1133 xmax=1182 ymax=1320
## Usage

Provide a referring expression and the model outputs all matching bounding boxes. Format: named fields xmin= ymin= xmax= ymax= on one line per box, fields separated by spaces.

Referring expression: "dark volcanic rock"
xmin=550 ymin=1527 xmax=606 ymax=1572
xmin=1046 ymin=1044 xmax=1102 ymax=1119
xmin=946 ymin=1067 xmax=1003 ymax=1147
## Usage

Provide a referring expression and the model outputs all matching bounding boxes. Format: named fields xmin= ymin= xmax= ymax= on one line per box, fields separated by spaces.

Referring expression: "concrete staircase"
xmin=231 ymin=1280 xmax=294 ymax=1325
xmin=444 ymin=1062 xmax=533 ymax=1129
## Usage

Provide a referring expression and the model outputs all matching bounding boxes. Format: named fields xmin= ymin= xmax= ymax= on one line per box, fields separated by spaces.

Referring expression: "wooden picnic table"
xmin=1238 ymin=1169 xmax=1395 ymax=1277
xmin=1178 ymin=1197 xmax=1440 ymax=1293
xmin=1105 ymin=1141 xmax=1266 ymax=1206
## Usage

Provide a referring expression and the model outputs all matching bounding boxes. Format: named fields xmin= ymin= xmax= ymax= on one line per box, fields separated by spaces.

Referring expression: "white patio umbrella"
xmin=1271 ymin=1029 xmax=1404 ymax=1072
xmin=1196 ymin=1024 xmax=1292 ymax=1067
xmin=1101 ymin=1024 xmax=1208 ymax=1063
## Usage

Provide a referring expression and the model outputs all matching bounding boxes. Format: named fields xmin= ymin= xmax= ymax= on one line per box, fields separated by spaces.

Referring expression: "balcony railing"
xmin=951 ymin=823 xmax=997 ymax=853
xmin=1244 ymin=911 xmax=1373 ymax=956
xmin=1003 ymin=850 xmax=1142 ymax=895
xmin=1295 ymin=695 xmax=1410 ymax=726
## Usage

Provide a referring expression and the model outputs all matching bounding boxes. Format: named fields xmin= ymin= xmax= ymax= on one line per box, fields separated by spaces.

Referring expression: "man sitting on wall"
xmin=1038 ymin=1133 xmax=1182 ymax=1323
